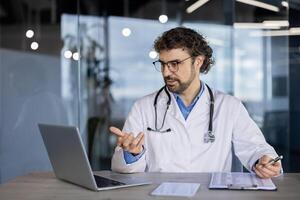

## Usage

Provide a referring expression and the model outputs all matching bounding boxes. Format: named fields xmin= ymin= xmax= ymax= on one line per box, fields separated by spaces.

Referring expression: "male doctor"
xmin=109 ymin=27 xmax=281 ymax=178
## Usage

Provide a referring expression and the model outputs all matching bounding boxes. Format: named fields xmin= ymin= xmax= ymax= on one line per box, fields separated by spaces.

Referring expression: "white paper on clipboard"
xmin=209 ymin=172 xmax=277 ymax=191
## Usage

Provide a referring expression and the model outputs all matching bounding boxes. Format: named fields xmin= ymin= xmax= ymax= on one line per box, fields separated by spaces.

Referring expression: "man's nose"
xmin=162 ymin=64 xmax=172 ymax=76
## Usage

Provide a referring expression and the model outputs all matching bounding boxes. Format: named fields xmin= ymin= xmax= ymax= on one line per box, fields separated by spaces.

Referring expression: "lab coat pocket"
xmin=146 ymin=130 xmax=172 ymax=171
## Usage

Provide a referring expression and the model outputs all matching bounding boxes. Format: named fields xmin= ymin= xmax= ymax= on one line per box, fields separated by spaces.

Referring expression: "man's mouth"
xmin=165 ymin=77 xmax=177 ymax=82
xmin=165 ymin=79 xmax=177 ymax=85
xmin=166 ymin=79 xmax=176 ymax=83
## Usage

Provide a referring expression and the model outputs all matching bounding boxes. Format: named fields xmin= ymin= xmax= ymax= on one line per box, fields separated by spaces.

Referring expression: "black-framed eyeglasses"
xmin=152 ymin=56 xmax=194 ymax=72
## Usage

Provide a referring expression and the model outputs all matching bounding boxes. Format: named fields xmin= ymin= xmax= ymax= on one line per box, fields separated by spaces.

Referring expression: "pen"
xmin=264 ymin=155 xmax=283 ymax=167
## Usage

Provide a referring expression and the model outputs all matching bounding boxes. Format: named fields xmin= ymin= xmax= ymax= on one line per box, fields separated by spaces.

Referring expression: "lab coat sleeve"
xmin=111 ymin=100 xmax=147 ymax=173
xmin=232 ymin=101 xmax=279 ymax=172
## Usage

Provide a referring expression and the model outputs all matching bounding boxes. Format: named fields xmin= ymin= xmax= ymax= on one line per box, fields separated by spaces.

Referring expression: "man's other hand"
xmin=109 ymin=126 xmax=144 ymax=155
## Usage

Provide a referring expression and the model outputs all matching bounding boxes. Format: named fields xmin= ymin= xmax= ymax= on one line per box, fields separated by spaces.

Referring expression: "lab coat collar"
xmin=185 ymin=84 xmax=211 ymax=123
xmin=156 ymin=83 xmax=211 ymax=125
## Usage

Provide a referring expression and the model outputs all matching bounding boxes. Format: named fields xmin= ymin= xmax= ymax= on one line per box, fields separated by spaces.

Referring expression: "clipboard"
xmin=209 ymin=172 xmax=277 ymax=191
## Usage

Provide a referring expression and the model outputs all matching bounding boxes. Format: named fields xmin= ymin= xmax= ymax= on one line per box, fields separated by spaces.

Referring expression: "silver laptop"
xmin=38 ymin=123 xmax=150 ymax=191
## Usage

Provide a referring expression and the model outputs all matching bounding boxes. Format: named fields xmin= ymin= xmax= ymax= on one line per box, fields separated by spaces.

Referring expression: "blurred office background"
xmin=0 ymin=0 xmax=299 ymax=183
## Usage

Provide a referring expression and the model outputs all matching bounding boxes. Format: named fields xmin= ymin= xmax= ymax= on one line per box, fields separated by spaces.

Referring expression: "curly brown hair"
xmin=154 ymin=27 xmax=214 ymax=74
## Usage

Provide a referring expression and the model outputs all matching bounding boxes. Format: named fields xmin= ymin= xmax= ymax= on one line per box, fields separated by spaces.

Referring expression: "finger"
xmin=131 ymin=132 xmax=144 ymax=146
xmin=256 ymin=166 xmax=270 ymax=178
xmin=264 ymin=162 xmax=280 ymax=171
xmin=259 ymin=165 xmax=277 ymax=177
xmin=272 ymin=161 xmax=281 ymax=169
xmin=136 ymin=135 xmax=145 ymax=152
xmin=137 ymin=133 xmax=145 ymax=147
xmin=265 ymin=163 xmax=281 ymax=175
xmin=121 ymin=133 xmax=131 ymax=146
xmin=116 ymin=132 xmax=129 ymax=146
xmin=256 ymin=165 xmax=272 ymax=178
xmin=259 ymin=155 xmax=272 ymax=165
xmin=274 ymin=162 xmax=281 ymax=174
xmin=109 ymin=126 xmax=125 ymax=137
xmin=274 ymin=160 xmax=281 ymax=166
xmin=122 ymin=133 xmax=134 ymax=150
xmin=254 ymin=167 xmax=265 ymax=178
xmin=118 ymin=133 xmax=130 ymax=149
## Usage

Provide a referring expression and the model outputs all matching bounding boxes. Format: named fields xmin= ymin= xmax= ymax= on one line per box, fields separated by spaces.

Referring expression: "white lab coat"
xmin=111 ymin=85 xmax=278 ymax=173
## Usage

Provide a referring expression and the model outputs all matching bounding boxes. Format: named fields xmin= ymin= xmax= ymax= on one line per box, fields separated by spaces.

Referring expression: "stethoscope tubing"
xmin=147 ymin=83 xmax=215 ymax=142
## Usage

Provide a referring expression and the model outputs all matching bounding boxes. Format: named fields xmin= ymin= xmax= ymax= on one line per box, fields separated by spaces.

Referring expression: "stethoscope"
xmin=147 ymin=84 xmax=215 ymax=143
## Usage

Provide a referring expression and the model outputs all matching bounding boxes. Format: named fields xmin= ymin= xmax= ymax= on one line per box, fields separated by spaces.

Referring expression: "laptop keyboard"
xmin=94 ymin=175 xmax=126 ymax=187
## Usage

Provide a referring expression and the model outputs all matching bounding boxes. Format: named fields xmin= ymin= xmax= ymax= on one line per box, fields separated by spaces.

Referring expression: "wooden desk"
xmin=0 ymin=171 xmax=300 ymax=200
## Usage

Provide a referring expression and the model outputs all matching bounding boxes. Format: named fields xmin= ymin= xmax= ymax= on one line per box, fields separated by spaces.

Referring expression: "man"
xmin=109 ymin=27 xmax=281 ymax=178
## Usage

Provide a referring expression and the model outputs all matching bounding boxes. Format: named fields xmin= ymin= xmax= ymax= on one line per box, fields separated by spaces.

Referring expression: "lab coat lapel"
xmin=169 ymin=92 xmax=186 ymax=124
xmin=156 ymin=88 xmax=186 ymax=125
xmin=186 ymin=85 xmax=211 ymax=124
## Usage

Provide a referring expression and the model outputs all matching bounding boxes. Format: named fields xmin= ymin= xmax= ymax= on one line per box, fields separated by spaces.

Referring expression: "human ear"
xmin=194 ymin=55 xmax=205 ymax=70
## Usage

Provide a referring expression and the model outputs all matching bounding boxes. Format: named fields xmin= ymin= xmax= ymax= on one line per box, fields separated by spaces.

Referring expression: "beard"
xmin=164 ymin=65 xmax=196 ymax=94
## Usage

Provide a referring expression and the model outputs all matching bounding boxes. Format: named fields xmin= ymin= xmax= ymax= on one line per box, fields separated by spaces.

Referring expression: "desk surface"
xmin=0 ymin=171 xmax=300 ymax=200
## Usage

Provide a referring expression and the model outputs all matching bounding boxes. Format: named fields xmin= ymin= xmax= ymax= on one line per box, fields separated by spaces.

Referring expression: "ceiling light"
xmin=122 ymin=28 xmax=131 ymax=37
xmin=236 ymin=0 xmax=279 ymax=12
xmin=281 ymin=1 xmax=288 ymax=8
xmin=64 ymin=50 xmax=72 ymax=59
xmin=263 ymin=20 xmax=289 ymax=27
xmin=289 ymin=27 xmax=300 ymax=34
xmin=30 ymin=42 xmax=39 ymax=50
xmin=252 ymin=30 xmax=289 ymax=37
xmin=73 ymin=52 xmax=79 ymax=61
xmin=234 ymin=20 xmax=288 ymax=29
xmin=26 ymin=30 xmax=34 ymax=38
xmin=158 ymin=15 xmax=168 ymax=23
xmin=234 ymin=23 xmax=280 ymax=29
xmin=250 ymin=27 xmax=300 ymax=37
xmin=149 ymin=51 xmax=158 ymax=59
xmin=186 ymin=0 xmax=210 ymax=13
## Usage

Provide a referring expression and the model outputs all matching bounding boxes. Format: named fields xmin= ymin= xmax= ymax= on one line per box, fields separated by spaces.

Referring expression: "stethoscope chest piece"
xmin=204 ymin=131 xmax=215 ymax=143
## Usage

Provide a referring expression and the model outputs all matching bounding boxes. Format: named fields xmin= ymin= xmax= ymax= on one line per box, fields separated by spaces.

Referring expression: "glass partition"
xmin=234 ymin=1 xmax=289 ymax=170
xmin=0 ymin=0 xmax=81 ymax=183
